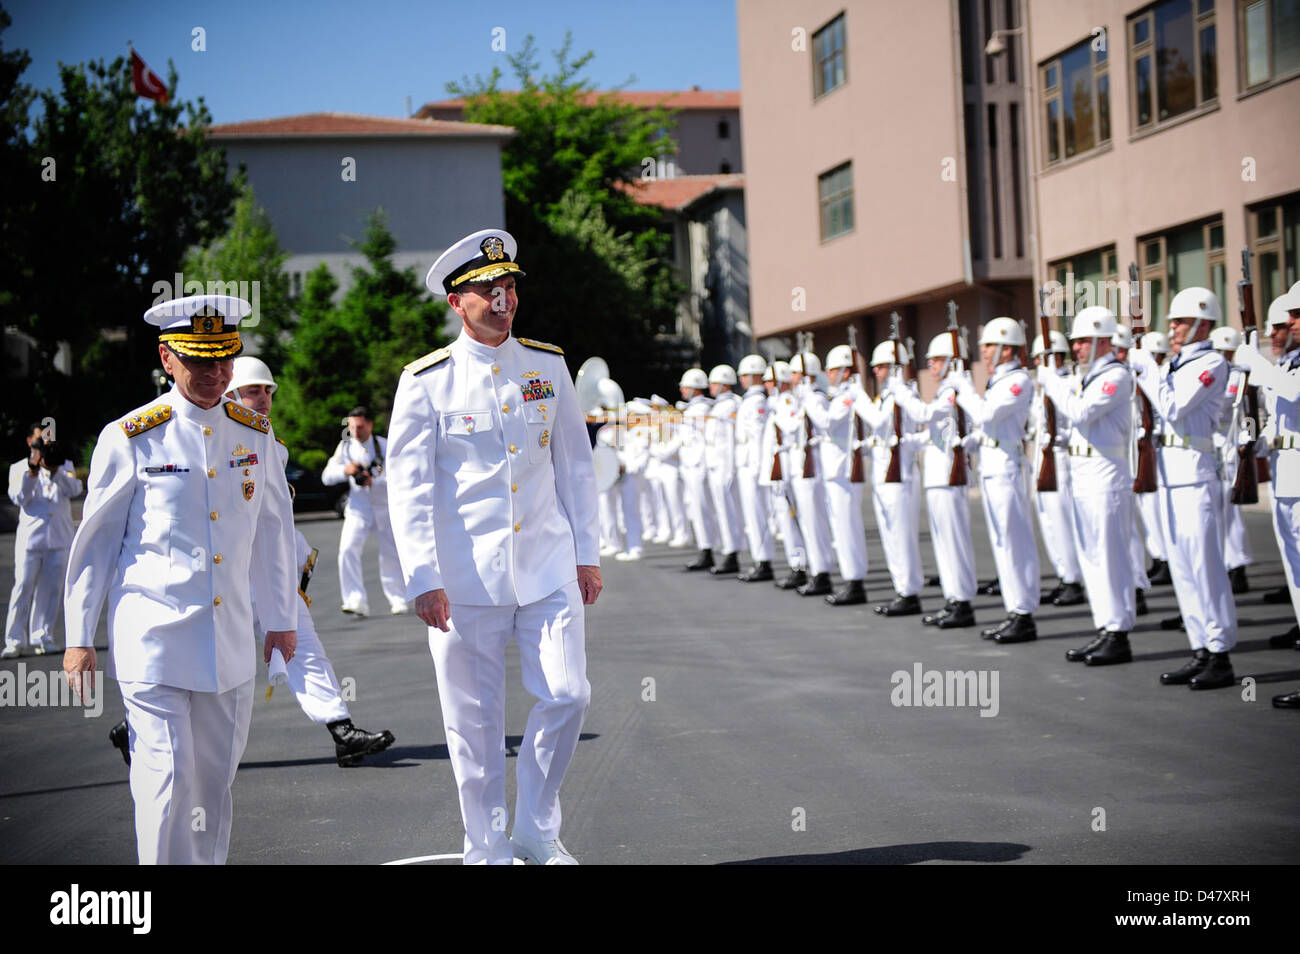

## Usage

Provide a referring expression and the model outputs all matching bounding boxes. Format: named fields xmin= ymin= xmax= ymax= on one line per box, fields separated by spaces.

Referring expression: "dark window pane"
xmin=1258 ymin=207 xmax=1278 ymax=238
xmin=1200 ymin=24 xmax=1217 ymax=100
xmin=988 ymin=104 xmax=1002 ymax=258
xmin=1197 ymin=0 xmax=1212 ymax=14
xmin=1045 ymin=64 xmax=1058 ymax=88
xmin=1276 ymin=0 xmax=1300 ymax=78
xmin=1209 ymin=222 xmax=1224 ymax=250
xmin=1061 ymin=41 xmax=1095 ymax=156
xmin=1245 ymin=0 xmax=1270 ymax=86
xmin=1135 ymin=56 xmax=1153 ymax=125
xmin=1097 ymin=39 xmax=1108 ymax=64
xmin=1134 ymin=17 xmax=1150 ymax=45
xmin=1046 ymin=99 xmax=1060 ymax=162
xmin=1098 ymin=72 xmax=1111 ymax=141
xmin=1004 ymin=0 xmax=1017 ymax=80
xmin=1155 ymin=0 xmax=1196 ymax=120
xmin=1145 ymin=240 xmax=1162 ymax=266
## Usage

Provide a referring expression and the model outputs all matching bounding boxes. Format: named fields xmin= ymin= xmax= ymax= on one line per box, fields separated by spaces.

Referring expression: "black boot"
xmin=935 ymin=601 xmax=975 ymax=629
xmin=1159 ymin=614 xmax=1185 ymax=631
xmin=922 ymin=600 xmax=955 ymax=626
xmin=825 ymin=580 xmax=866 ymax=606
xmin=981 ymin=615 xmax=1013 ymax=639
xmin=1273 ymin=689 xmax=1300 ymax=709
xmin=1065 ymin=631 xmax=1108 ymax=662
xmin=1085 ymin=631 xmax=1132 ymax=666
xmin=737 ymin=560 xmax=774 ymax=582
xmin=1136 ymin=589 xmax=1149 ymax=616
xmin=1043 ymin=582 xmax=1065 ymax=604
xmin=109 ymin=717 xmax=131 ymax=766
xmin=796 ymin=572 xmax=833 ymax=596
xmin=684 ymin=548 xmax=714 ymax=571
xmin=328 ymin=719 xmax=396 ymax=767
xmin=709 ymin=551 xmax=740 ymax=576
xmin=1268 ymin=624 xmax=1300 ymax=649
xmin=978 ymin=579 xmax=1001 ymax=596
xmin=1228 ymin=566 xmax=1249 ymax=595
xmin=992 ymin=613 xmax=1037 ymax=643
xmin=874 ymin=593 xmax=922 ymax=617
xmin=1263 ymin=584 xmax=1291 ymax=604
xmin=1052 ymin=581 xmax=1086 ymax=606
xmin=775 ymin=568 xmax=808 ymax=590
xmin=1188 ymin=652 xmax=1236 ymax=690
xmin=1147 ymin=559 xmax=1172 ymax=586
xmin=1160 ymin=648 xmax=1210 ymax=685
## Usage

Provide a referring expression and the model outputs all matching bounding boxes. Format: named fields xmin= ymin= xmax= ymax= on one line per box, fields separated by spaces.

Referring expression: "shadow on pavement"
xmin=719 ymin=840 xmax=1032 ymax=865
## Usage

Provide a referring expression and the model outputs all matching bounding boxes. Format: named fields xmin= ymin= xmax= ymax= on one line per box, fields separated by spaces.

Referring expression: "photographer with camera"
xmin=5 ymin=423 xmax=82 ymax=657
xmin=321 ymin=406 xmax=407 ymax=616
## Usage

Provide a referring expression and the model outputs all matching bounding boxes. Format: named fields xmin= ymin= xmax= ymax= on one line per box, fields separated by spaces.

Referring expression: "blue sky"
xmin=5 ymin=0 xmax=740 ymax=122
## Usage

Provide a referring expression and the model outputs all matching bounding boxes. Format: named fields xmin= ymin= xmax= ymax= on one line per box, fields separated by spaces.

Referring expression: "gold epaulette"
xmin=275 ymin=437 xmax=287 ymax=447
xmin=120 ymin=405 xmax=172 ymax=438
xmin=405 ymin=347 xmax=451 ymax=375
xmin=517 ymin=337 xmax=564 ymax=355
xmin=225 ymin=402 xmax=271 ymax=433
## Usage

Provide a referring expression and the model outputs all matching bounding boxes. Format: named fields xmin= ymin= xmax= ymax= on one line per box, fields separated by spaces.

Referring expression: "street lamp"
xmin=985 ymin=27 xmax=1024 ymax=57
xmin=151 ymin=368 xmax=169 ymax=397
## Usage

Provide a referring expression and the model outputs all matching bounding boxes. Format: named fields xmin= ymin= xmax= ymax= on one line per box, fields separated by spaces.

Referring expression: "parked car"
xmin=285 ymin=460 xmax=346 ymax=516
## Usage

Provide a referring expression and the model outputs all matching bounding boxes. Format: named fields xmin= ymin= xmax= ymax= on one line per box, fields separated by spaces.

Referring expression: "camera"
xmin=29 ymin=435 xmax=60 ymax=470
xmin=352 ymin=463 xmax=374 ymax=486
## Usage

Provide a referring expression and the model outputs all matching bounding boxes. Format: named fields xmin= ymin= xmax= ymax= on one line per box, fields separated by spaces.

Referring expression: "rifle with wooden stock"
xmin=1232 ymin=248 xmax=1267 ymax=503
xmin=946 ymin=300 xmax=969 ymax=487
xmin=1130 ymin=262 xmax=1158 ymax=494
xmin=1036 ymin=288 xmax=1059 ymax=493
xmin=800 ymin=331 xmax=817 ymax=479
xmin=884 ymin=312 xmax=904 ymax=484
xmin=847 ymin=325 xmax=867 ymax=484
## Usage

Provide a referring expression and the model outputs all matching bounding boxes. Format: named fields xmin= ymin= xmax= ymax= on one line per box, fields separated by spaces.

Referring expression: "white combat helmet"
xmin=790 ymin=352 xmax=822 ymax=376
xmin=1111 ymin=324 xmax=1135 ymax=350
xmin=1069 ymin=305 xmax=1118 ymax=340
xmin=1210 ymin=326 xmax=1242 ymax=352
xmin=596 ymin=377 xmax=624 ymax=410
xmin=1141 ymin=330 xmax=1170 ymax=354
xmin=679 ymin=367 xmax=709 ymax=390
xmin=771 ymin=360 xmax=793 ymax=383
xmin=228 ymin=355 xmax=277 ymax=394
xmin=762 ymin=365 xmax=774 ymax=382
xmin=1268 ymin=295 xmax=1293 ymax=327
xmin=871 ymin=340 xmax=909 ymax=367
xmin=926 ymin=333 xmax=956 ymax=360
xmin=708 ymin=364 xmax=738 ymax=386
xmin=737 ymin=354 xmax=767 ymax=377
xmin=979 ymin=317 xmax=1027 ymax=347
xmin=1030 ymin=331 xmax=1069 ymax=357
xmin=825 ymin=344 xmax=854 ymax=370
xmin=1167 ymin=287 xmax=1222 ymax=336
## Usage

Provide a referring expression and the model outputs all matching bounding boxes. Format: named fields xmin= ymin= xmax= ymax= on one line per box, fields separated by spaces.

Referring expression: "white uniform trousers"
xmin=823 ymin=477 xmax=867 ymax=580
xmin=1159 ymin=483 xmax=1237 ymax=652
xmin=979 ymin=469 xmax=1040 ymax=616
xmin=619 ymin=474 xmax=645 ymax=551
xmin=657 ymin=466 xmax=687 ymax=540
xmin=1034 ymin=454 xmax=1082 ymax=585
xmin=645 ymin=469 xmax=670 ymax=539
xmin=682 ymin=466 xmax=717 ymax=550
xmin=4 ymin=546 xmax=66 ymax=650
xmin=1130 ymin=519 xmax=1151 ymax=591
xmin=119 ymin=677 xmax=254 ymax=865
xmin=736 ymin=466 xmax=774 ymax=562
xmin=1220 ymin=483 xmax=1252 ymax=572
xmin=872 ymin=479 xmax=923 ymax=598
xmin=1139 ymin=492 xmax=1166 ymax=562
xmin=770 ymin=485 xmax=807 ymax=569
xmin=266 ymin=599 xmax=349 ymax=724
xmin=791 ymin=476 xmax=834 ymax=575
xmin=1271 ymin=495 xmax=1300 ymax=626
xmin=428 ymin=582 xmax=590 ymax=865
xmin=707 ymin=470 xmax=743 ymax=555
xmin=598 ymin=487 xmax=621 ymax=550
xmin=926 ymin=486 xmax=976 ymax=602
xmin=1070 ymin=491 xmax=1136 ymax=632
xmin=338 ymin=510 xmax=405 ymax=613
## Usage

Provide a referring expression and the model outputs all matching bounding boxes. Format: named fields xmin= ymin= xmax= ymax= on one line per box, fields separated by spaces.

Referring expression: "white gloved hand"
xmin=1234 ymin=334 xmax=1263 ymax=375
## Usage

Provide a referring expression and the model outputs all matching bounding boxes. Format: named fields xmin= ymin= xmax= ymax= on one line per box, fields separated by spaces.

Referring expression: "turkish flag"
xmin=130 ymin=49 xmax=168 ymax=104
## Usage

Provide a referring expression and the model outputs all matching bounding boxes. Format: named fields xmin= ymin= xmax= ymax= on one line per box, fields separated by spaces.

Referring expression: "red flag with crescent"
xmin=130 ymin=49 xmax=169 ymax=104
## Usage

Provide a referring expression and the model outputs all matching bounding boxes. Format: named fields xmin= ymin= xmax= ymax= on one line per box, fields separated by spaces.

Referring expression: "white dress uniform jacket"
xmin=10 ymin=457 xmax=80 ymax=550
xmin=322 ymin=434 xmax=390 ymax=522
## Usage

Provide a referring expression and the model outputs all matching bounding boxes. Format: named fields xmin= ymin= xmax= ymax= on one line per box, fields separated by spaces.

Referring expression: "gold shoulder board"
xmin=275 ymin=437 xmax=287 ymax=447
xmin=517 ymin=337 xmax=564 ymax=355
xmin=225 ymin=402 xmax=271 ymax=434
xmin=405 ymin=347 xmax=451 ymax=375
xmin=120 ymin=405 xmax=172 ymax=438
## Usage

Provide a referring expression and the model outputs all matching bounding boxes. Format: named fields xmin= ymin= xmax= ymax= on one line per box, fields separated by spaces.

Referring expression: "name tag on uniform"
xmin=446 ymin=411 xmax=489 ymax=435
xmin=522 ymin=380 xmax=555 ymax=402
xmin=145 ymin=464 xmax=189 ymax=474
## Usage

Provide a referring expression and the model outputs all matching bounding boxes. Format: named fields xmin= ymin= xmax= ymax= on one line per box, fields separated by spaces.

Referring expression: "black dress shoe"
xmin=925 ymin=575 xmax=941 ymax=587
xmin=1052 ymin=581 xmax=1086 ymax=606
xmin=109 ymin=718 xmax=131 ymax=766
xmin=1273 ymin=689 xmax=1300 ymax=709
xmin=922 ymin=600 xmax=955 ymax=626
xmin=775 ymin=569 xmax=808 ymax=590
xmin=1065 ymin=631 xmax=1108 ymax=662
xmin=684 ymin=548 xmax=714 ymax=571
xmin=874 ymin=593 xmax=922 ymax=617
xmin=1160 ymin=649 xmax=1210 ymax=685
xmin=981 ymin=616 xmax=1012 ymax=639
xmin=1043 ymin=583 xmax=1065 ymax=603
xmin=1228 ymin=566 xmax=1249 ymax=595
xmin=1159 ymin=614 xmax=1185 ymax=631
xmin=992 ymin=613 xmax=1037 ymax=643
xmin=978 ymin=579 xmax=1001 ymax=596
xmin=1147 ymin=559 xmax=1172 ymax=586
xmin=796 ymin=572 xmax=833 ymax=596
xmin=709 ymin=551 xmax=740 ymax=575
xmin=935 ymin=601 xmax=975 ymax=629
xmin=737 ymin=560 xmax=774 ymax=582
xmin=1188 ymin=652 xmax=1235 ymax=690
xmin=1263 ymin=584 xmax=1290 ymax=604
xmin=1268 ymin=624 xmax=1300 ymax=649
xmin=1084 ymin=632 xmax=1132 ymax=666
xmin=1135 ymin=589 xmax=1149 ymax=616
xmin=825 ymin=580 xmax=866 ymax=606
xmin=328 ymin=719 xmax=396 ymax=767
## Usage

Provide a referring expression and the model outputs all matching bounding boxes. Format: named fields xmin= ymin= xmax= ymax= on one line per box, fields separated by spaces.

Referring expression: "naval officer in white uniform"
xmin=387 ymin=229 xmax=601 ymax=865
xmin=62 ymin=295 xmax=298 ymax=864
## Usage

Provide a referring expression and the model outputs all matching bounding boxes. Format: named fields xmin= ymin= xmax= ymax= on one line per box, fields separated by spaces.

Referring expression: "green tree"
xmin=447 ymin=34 xmax=683 ymax=397
xmin=181 ymin=184 xmax=293 ymax=371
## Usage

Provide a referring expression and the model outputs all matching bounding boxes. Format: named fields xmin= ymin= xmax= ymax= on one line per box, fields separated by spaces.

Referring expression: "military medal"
xmin=243 ymin=479 xmax=255 ymax=501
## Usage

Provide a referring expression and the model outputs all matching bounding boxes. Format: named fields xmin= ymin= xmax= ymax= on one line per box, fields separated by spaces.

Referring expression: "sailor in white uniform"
xmin=787 ymin=353 xmax=835 ymax=596
xmin=1209 ymin=325 xmax=1254 ymax=593
xmin=762 ymin=362 xmax=810 ymax=590
xmin=1029 ymin=331 xmax=1085 ymax=608
xmin=734 ymin=355 xmax=776 ymax=581
xmin=705 ymin=365 xmax=744 ymax=576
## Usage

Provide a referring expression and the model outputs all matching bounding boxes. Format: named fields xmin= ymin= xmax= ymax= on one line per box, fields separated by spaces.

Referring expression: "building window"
xmin=1129 ymin=0 xmax=1217 ymax=132
xmin=813 ymin=13 xmax=847 ymax=98
xmin=1249 ymin=192 xmax=1300 ymax=314
xmin=717 ymin=119 xmax=730 ymax=139
xmin=1240 ymin=0 xmax=1300 ymax=90
xmin=1041 ymin=35 xmax=1110 ymax=165
xmin=292 ymin=271 xmax=302 ymax=296
xmin=1049 ymin=245 xmax=1119 ymax=316
xmin=1137 ymin=217 xmax=1226 ymax=328
xmin=818 ymin=162 xmax=854 ymax=240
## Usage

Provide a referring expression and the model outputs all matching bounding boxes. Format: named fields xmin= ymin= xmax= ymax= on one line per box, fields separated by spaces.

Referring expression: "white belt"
xmin=1067 ymin=441 xmax=1126 ymax=460
xmin=979 ymin=436 xmax=1022 ymax=454
xmin=1157 ymin=433 xmax=1213 ymax=454
xmin=1271 ymin=435 xmax=1300 ymax=450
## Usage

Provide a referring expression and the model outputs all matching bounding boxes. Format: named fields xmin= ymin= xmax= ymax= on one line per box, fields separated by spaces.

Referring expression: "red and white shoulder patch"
xmin=1228 ymin=384 xmax=1238 ymax=396
xmin=1009 ymin=383 xmax=1022 ymax=397
xmin=1101 ymin=381 xmax=1117 ymax=396
xmin=1199 ymin=370 xmax=1215 ymax=388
